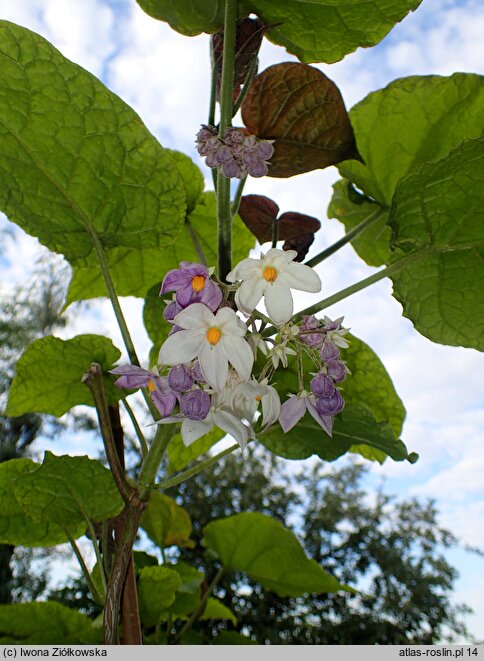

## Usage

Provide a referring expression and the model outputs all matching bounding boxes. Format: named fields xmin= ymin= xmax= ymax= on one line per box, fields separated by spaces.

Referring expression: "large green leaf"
xmin=164 ymin=562 xmax=204 ymax=618
xmin=389 ymin=138 xmax=484 ymax=350
xmin=141 ymin=493 xmax=194 ymax=549
xmin=68 ymin=191 xmax=255 ymax=303
xmin=13 ymin=452 xmax=124 ymax=528
xmin=0 ymin=459 xmax=85 ymax=546
xmin=339 ymin=74 xmax=484 ymax=205
xmin=203 ymin=512 xmax=350 ymax=597
xmin=0 ymin=21 xmax=185 ymax=288
xmin=0 ymin=602 xmax=100 ymax=644
xmin=138 ymin=566 xmax=181 ymax=627
xmin=6 ymin=334 xmax=121 ymax=417
xmin=327 ymin=179 xmax=394 ymax=267
xmin=245 ymin=0 xmax=422 ymax=63
xmin=260 ymin=403 xmax=414 ymax=463
xmin=332 ymin=74 xmax=484 ymax=267
xmin=201 ymin=598 xmax=237 ymax=625
xmin=135 ymin=0 xmax=225 ymax=35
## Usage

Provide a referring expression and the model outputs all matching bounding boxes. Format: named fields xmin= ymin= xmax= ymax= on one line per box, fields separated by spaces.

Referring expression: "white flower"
xmin=227 ymin=248 xmax=321 ymax=325
xmin=158 ymin=303 xmax=254 ymax=392
xmin=231 ymin=378 xmax=281 ymax=431
xmin=269 ymin=342 xmax=297 ymax=369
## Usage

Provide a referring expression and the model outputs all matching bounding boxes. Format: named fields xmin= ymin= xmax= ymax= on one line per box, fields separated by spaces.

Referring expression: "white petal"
xmin=222 ymin=336 xmax=254 ymax=382
xmin=174 ymin=302 xmax=215 ymax=329
xmin=264 ymin=247 xmax=296 ymax=265
xmin=280 ymin=262 xmax=322 ymax=293
xmin=181 ymin=417 xmax=213 ymax=446
xmin=235 ymin=277 xmax=266 ymax=315
xmin=264 ymin=281 xmax=293 ymax=325
xmin=158 ymin=329 xmax=204 ymax=365
xmin=199 ymin=341 xmax=228 ymax=392
xmin=215 ymin=306 xmax=246 ymax=336
xmin=261 ymin=387 xmax=281 ymax=430
xmin=227 ymin=257 xmax=261 ymax=282
xmin=213 ymin=410 xmax=249 ymax=448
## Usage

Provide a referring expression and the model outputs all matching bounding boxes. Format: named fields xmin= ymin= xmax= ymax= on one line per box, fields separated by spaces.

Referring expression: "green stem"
xmin=90 ymin=230 xmax=140 ymax=367
xmin=230 ymin=175 xmax=247 ymax=217
xmin=208 ymin=58 xmax=217 ymax=128
xmin=305 ymin=207 xmax=386 ymax=268
xmin=300 ymin=248 xmax=431 ymax=318
xmin=217 ymin=0 xmax=238 ymax=281
xmin=85 ymin=515 xmax=108 ymax=598
xmin=138 ymin=424 xmax=175 ymax=498
xmin=66 ymin=532 xmax=102 ymax=604
xmin=263 ymin=247 xmax=433 ymax=336
xmin=157 ymin=443 xmax=240 ymax=490
xmin=232 ymin=55 xmax=258 ymax=116
xmin=122 ymin=398 xmax=148 ymax=458
xmin=174 ymin=567 xmax=225 ymax=644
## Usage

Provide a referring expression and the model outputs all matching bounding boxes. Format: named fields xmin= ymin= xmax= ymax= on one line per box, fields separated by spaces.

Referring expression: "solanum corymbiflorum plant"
xmin=0 ymin=0 xmax=483 ymax=645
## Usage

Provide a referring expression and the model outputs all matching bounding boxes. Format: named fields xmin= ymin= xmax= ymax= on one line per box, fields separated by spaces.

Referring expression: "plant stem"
xmin=66 ymin=532 xmax=102 ymax=604
xmin=90 ymin=230 xmax=140 ymax=367
xmin=208 ymin=57 xmax=217 ymax=127
xmin=173 ymin=567 xmax=225 ymax=644
xmin=85 ymin=514 xmax=108 ymax=598
xmin=217 ymin=0 xmax=238 ymax=281
xmin=138 ymin=424 xmax=175 ymax=498
xmin=305 ymin=207 xmax=386 ymax=267
xmin=272 ymin=216 xmax=279 ymax=248
xmin=157 ymin=443 xmax=240 ymax=490
xmin=230 ymin=175 xmax=247 ymax=217
xmin=263 ymin=247 xmax=433 ymax=336
xmin=232 ymin=55 xmax=258 ymax=116
xmin=122 ymin=398 xmax=148 ymax=458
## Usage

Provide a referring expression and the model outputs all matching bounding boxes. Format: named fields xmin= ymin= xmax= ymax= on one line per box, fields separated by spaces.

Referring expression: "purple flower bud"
xmin=247 ymin=161 xmax=268 ymax=178
xmin=310 ymin=373 xmax=336 ymax=398
xmin=224 ymin=127 xmax=245 ymax=146
xmin=326 ymin=360 xmax=348 ymax=383
xmin=301 ymin=315 xmax=320 ymax=330
xmin=301 ymin=331 xmax=325 ymax=348
xmin=315 ymin=390 xmax=345 ymax=416
xmin=205 ymin=151 xmax=221 ymax=168
xmin=222 ymin=159 xmax=245 ymax=179
xmin=180 ymin=389 xmax=211 ymax=420
xmin=241 ymin=150 xmax=259 ymax=167
xmin=191 ymin=361 xmax=206 ymax=383
xmin=168 ymin=365 xmax=194 ymax=392
xmin=217 ymin=145 xmax=234 ymax=164
xmin=319 ymin=340 xmax=340 ymax=362
xmin=111 ymin=364 xmax=152 ymax=389
xmin=163 ymin=300 xmax=182 ymax=323
xmin=257 ymin=141 xmax=274 ymax=160
xmin=243 ymin=135 xmax=258 ymax=150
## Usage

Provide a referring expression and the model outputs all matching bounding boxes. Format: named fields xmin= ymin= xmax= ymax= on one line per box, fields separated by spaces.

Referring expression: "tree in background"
xmin=167 ymin=450 xmax=473 ymax=644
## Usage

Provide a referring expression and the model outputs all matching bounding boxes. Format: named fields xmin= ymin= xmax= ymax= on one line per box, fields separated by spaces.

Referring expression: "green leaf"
xmin=339 ymin=74 xmax=484 ymax=206
xmin=141 ymin=492 xmax=194 ymax=549
xmin=6 ymin=334 xmax=121 ymax=417
xmin=389 ymin=138 xmax=484 ymax=350
xmin=244 ymin=0 xmax=422 ymax=64
xmin=67 ymin=191 xmax=255 ymax=303
xmin=0 ymin=21 xmax=185 ymax=289
xmin=13 ymin=452 xmax=124 ymax=528
xmin=0 ymin=602 xmax=100 ymax=644
xmin=135 ymin=0 xmax=225 ymax=36
xmin=165 ymin=562 xmax=204 ymax=618
xmin=213 ymin=631 xmax=257 ymax=645
xmin=168 ymin=149 xmax=204 ymax=214
xmin=138 ymin=566 xmax=181 ymax=627
xmin=201 ymin=597 xmax=237 ymax=625
xmin=328 ymin=179 xmax=395 ymax=267
xmin=242 ymin=63 xmax=360 ymax=178
xmin=0 ymin=459 xmax=85 ymax=547
xmin=261 ymin=403 xmax=412 ymax=463
xmin=203 ymin=512 xmax=350 ymax=597
xmin=167 ymin=428 xmax=225 ymax=474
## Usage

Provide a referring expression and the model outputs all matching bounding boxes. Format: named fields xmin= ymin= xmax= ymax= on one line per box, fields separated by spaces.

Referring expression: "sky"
xmin=0 ymin=0 xmax=483 ymax=641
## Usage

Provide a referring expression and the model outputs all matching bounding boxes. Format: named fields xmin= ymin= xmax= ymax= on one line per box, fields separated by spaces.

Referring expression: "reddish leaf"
xmin=241 ymin=62 xmax=362 ymax=178
xmin=238 ymin=195 xmax=320 ymax=259
xmin=283 ymin=233 xmax=315 ymax=262
xmin=212 ymin=18 xmax=266 ymax=103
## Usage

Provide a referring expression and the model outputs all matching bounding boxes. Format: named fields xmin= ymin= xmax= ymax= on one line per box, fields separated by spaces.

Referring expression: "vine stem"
xmin=66 ymin=532 xmax=102 ymax=604
xmin=230 ymin=175 xmax=247 ymax=217
xmin=157 ymin=443 xmax=240 ymax=491
xmin=173 ymin=567 xmax=225 ymax=644
xmin=305 ymin=207 xmax=386 ymax=267
xmin=262 ymin=247 xmax=433 ymax=336
xmin=122 ymin=398 xmax=148 ymax=458
xmin=217 ymin=0 xmax=238 ymax=281
xmin=138 ymin=424 xmax=176 ymax=498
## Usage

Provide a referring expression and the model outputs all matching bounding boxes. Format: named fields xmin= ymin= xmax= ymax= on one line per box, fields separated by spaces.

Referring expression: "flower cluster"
xmin=196 ymin=125 xmax=274 ymax=178
xmin=112 ymin=249 xmax=351 ymax=448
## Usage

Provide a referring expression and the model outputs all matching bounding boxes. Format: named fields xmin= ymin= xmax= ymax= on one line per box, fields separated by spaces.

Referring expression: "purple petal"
xmin=315 ymin=390 xmax=345 ymax=416
xmin=151 ymin=390 xmax=177 ymax=418
xmin=306 ymin=400 xmax=333 ymax=436
xmin=326 ymin=360 xmax=348 ymax=383
xmin=319 ymin=341 xmax=340 ymax=362
xmin=279 ymin=396 xmax=306 ymax=433
xmin=180 ymin=389 xmax=211 ymax=420
xmin=160 ymin=269 xmax=193 ymax=295
xmin=310 ymin=373 xmax=336 ymax=398
xmin=110 ymin=364 xmax=151 ymax=389
xmin=168 ymin=365 xmax=194 ymax=392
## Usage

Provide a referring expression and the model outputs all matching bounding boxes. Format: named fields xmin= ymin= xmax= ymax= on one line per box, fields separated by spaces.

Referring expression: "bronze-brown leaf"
xmin=238 ymin=194 xmax=321 ymax=261
xmin=241 ymin=62 xmax=362 ymax=178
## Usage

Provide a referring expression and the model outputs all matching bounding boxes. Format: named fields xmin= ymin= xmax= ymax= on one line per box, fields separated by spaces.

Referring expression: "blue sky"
xmin=0 ymin=0 xmax=483 ymax=641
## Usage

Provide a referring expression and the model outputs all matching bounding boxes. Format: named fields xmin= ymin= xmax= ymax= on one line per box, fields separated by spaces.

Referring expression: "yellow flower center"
xmin=206 ymin=326 xmax=222 ymax=345
xmin=192 ymin=275 xmax=206 ymax=292
xmin=263 ymin=266 xmax=278 ymax=283
xmin=255 ymin=395 xmax=262 ymax=402
xmin=147 ymin=379 xmax=157 ymax=392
